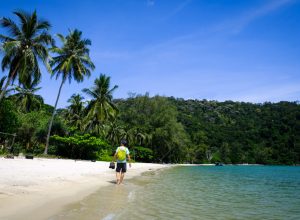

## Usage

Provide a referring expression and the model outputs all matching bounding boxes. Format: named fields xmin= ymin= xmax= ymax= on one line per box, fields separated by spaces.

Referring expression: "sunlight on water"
xmin=50 ymin=166 xmax=300 ymax=220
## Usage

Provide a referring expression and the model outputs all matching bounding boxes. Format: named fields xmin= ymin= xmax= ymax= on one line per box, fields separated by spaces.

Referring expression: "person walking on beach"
xmin=114 ymin=139 xmax=131 ymax=185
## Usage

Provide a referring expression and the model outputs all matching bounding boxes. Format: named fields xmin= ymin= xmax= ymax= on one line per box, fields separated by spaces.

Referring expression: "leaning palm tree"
xmin=0 ymin=10 xmax=53 ymax=102
xmin=13 ymin=79 xmax=44 ymax=112
xmin=82 ymin=74 xmax=118 ymax=133
xmin=44 ymin=29 xmax=95 ymax=154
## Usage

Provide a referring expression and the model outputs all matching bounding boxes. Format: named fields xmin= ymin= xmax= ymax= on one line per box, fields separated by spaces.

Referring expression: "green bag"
xmin=117 ymin=149 xmax=127 ymax=161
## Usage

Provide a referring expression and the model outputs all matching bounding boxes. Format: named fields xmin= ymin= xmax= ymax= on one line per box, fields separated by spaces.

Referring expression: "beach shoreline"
xmin=0 ymin=157 xmax=170 ymax=220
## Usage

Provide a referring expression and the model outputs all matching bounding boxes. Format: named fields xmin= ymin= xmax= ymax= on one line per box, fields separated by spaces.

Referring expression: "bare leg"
xmin=116 ymin=172 xmax=121 ymax=184
xmin=120 ymin=172 xmax=125 ymax=184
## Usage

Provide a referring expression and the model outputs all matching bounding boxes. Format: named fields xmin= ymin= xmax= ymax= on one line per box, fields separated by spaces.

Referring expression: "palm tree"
xmin=106 ymin=121 xmax=125 ymax=146
xmin=82 ymin=74 xmax=118 ymax=133
xmin=66 ymin=93 xmax=85 ymax=130
xmin=13 ymin=79 xmax=44 ymax=112
xmin=45 ymin=29 xmax=95 ymax=154
xmin=0 ymin=10 xmax=53 ymax=102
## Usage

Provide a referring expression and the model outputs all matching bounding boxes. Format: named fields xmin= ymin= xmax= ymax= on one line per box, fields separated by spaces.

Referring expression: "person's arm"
xmin=113 ymin=148 xmax=118 ymax=162
xmin=128 ymin=154 xmax=132 ymax=167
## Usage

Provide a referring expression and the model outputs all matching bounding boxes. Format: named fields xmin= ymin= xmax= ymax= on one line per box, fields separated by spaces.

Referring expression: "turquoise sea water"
xmin=51 ymin=166 xmax=300 ymax=220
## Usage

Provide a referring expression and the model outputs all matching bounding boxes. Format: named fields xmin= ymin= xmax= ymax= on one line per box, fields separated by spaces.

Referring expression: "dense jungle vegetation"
xmin=1 ymin=93 xmax=299 ymax=165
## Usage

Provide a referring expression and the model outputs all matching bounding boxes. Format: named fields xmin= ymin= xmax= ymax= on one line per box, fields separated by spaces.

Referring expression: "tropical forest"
xmin=0 ymin=10 xmax=299 ymax=165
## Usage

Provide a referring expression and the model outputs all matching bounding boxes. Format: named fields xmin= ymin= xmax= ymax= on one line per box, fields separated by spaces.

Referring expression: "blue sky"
xmin=0 ymin=0 xmax=300 ymax=108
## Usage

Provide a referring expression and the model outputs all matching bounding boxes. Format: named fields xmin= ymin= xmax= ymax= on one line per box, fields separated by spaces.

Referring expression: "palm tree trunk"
xmin=44 ymin=78 xmax=65 ymax=154
xmin=0 ymin=65 xmax=19 ymax=102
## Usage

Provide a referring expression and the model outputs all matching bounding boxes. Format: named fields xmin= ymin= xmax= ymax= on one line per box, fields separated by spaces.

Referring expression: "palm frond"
xmin=80 ymin=55 xmax=95 ymax=70
xmin=35 ymin=19 xmax=51 ymax=31
xmin=13 ymin=10 xmax=31 ymax=35
xmin=1 ymin=54 xmax=12 ymax=71
xmin=28 ymin=10 xmax=37 ymax=37
xmin=0 ymin=34 xmax=15 ymax=42
xmin=2 ymin=40 xmax=21 ymax=52
xmin=56 ymin=33 xmax=66 ymax=44
xmin=0 ymin=76 xmax=7 ymax=89
xmin=8 ymin=57 xmax=20 ymax=82
xmin=51 ymin=29 xmax=94 ymax=84
xmin=0 ymin=10 xmax=52 ymax=99
xmin=82 ymin=88 xmax=98 ymax=99
xmin=108 ymin=85 xmax=119 ymax=95
xmin=33 ymin=32 xmax=53 ymax=45
xmin=0 ymin=17 xmax=21 ymax=37
xmin=82 ymin=38 xmax=91 ymax=46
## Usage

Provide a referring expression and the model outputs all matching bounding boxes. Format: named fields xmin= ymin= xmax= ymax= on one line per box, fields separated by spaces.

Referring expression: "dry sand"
xmin=0 ymin=157 xmax=168 ymax=220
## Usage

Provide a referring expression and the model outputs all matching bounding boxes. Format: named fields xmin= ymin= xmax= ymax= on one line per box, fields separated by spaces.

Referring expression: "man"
xmin=114 ymin=139 xmax=131 ymax=185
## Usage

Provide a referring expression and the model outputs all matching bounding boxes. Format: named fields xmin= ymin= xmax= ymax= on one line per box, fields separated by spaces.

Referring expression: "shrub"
xmin=132 ymin=146 xmax=153 ymax=162
xmin=96 ymin=149 xmax=113 ymax=161
xmin=50 ymin=134 xmax=111 ymax=160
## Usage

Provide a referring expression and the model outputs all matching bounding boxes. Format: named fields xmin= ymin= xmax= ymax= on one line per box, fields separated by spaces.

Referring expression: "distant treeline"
xmin=115 ymin=96 xmax=300 ymax=165
xmin=1 ymin=94 xmax=299 ymax=165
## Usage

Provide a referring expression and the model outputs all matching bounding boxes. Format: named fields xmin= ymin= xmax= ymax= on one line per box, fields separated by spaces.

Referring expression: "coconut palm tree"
xmin=82 ymin=74 xmax=118 ymax=133
xmin=66 ymin=93 xmax=85 ymax=130
xmin=106 ymin=121 xmax=125 ymax=146
xmin=0 ymin=10 xmax=53 ymax=102
xmin=44 ymin=29 xmax=95 ymax=154
xmin=13 ymin=79 xmax=44 ymax=112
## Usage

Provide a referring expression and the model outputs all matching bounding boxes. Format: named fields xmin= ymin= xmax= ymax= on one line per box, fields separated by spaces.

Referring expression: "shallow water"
xmin=50 ymin=166 xmax=300 ymax=220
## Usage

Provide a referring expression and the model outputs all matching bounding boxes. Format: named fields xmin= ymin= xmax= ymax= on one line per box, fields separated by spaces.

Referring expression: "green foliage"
xmin=168 ymin=99 xmax=300 ymax=164
xmin=45 ymin=29 xmax=96 ymax=154
xmin=0 ymin=147 xmax=6 ymax=155
xmin=114 ymin=97 xmax=300 ymax=164
xmin=42 ymin=104 xmax=55 ymax=115
xmin=50 ymin=29 xmax=95 ymax=83
xmin=0 ymin=99 xmax=19 ymax=133
xmin=11 ymin=79 xmax=44 ymax=113
xmin=96 ymin=149 xmax=113 ymax=161
xmin=132 ymin=146 xmax=153 ymax=162
xmin=116 ymin=95 xmax=190 ymax=163
xmin=16 ymin=111 xmax=51 ymax=152
xmin=2 ymin=89 xmax=300 ymax=164
xmin=0 ymin=10 xmax=53 ymax=102
xmin=210 ymin=152 xmax=221 ymax=164
xmin=64 ymin=94 xmax=85 ymax=131
xmin=0 ymin=76 xmax=14 ymax=97
xmin=50 ymin=134 xmax=111 ymax=160
xmin=82 ymin=74 xmax=118 ymax=133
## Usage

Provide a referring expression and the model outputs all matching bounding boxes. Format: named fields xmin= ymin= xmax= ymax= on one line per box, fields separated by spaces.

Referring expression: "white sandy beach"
xmin=0 ymin=157 xmax=168 ymax=220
